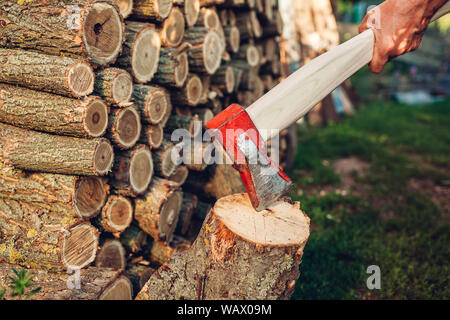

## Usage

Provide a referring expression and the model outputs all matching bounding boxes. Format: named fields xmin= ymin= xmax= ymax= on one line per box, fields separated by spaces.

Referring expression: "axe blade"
xmin=206 ymin=104 xmax=292 ymax=211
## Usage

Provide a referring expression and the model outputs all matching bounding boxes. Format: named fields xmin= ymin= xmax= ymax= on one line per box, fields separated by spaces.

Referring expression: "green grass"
xmin=291 ymin=99 xmax=450 ymax=300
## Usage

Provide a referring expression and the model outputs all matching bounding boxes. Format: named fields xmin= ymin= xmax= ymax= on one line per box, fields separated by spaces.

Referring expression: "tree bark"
xmin=0 ymin=48 xmax=94 ymax=98
xmin=153 ymin=46 xmax=190 ymax=88
xmin=158 ymin=6 xmax=185 ymax=47
xmin=108 ymin=106 xmax=142 ymax=149
xmin=0 ymin=263 xmax=132 ymax=300
xmin=95 ymin=239 xmax=127 ymax=270
xmin=0 ymin=123 xmax=114 ymax=176
xmin=0 ymin=198 xmax=99 ymax=271
xmin=133 ymin=85 xmax=171 ymax=125
xmin=0 ymin=84 xmax=109 ymax=139
xmin=134 ymin=177 xmax=182 ymax=243
xmin=96 ymin=195 xmax=133 ymax=234
xmin=116 ymin=22 xmax=161 ymax=83
xmin=184 ymin=28 xmax=223 ymax=75
xmin=0 ymin=0 xmax=124 ymax=66
xmin=131 ymin=0 xmax=173 ymax=22
xmin=94 ymin=68 xmax=134 ymax=107
xmin=137 ymin=193 xmax=310 ymax=300
xmin=171 ymin=74 xmax=203 ymax=106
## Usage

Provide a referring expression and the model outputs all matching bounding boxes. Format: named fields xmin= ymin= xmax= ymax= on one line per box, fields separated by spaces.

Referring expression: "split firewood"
xmin=111 ymin=144 xmax=153 ymax=196
xmin=126 ymin=264 xmax=156 ymax=296
xmin=135 ymin=177 xmax=183 ymax=243
xmin=0 ymin=164 xmax=108 ymax=219
xmin=133 ymin=85 xmax=171 ymax=125
xmin=168 ymin=165 xmax=189 ymax=186
xmin=158 ymin=6 xmax=185 ymax=47
xmin=0 ymin=49 xmax=94 ymax=98
xmin=211 ymin=65 xmax=235 ymax=94
xmin=153 ymin=45 xmax=190 ymax=88
xmin=152 ymin=140 xmax=182 ymax=178
xmin=0 ymin=263 xmax=132 ymax=300
xmin=0 ymin=84 xmax=108 ymax=139
xmin=0 ymin=1 xmax=124 ymax=66
xmin=0 ymin=198 xmax=99 ymax=271
xmin=120 ymin=223 xmax=149 ymax=254
xmin=184 ymin=28 xmax=223 ymax=75
xmin=0 ymin=123 xmax=114 ymax=176
xmin=95 ymin=239 xmax=127 ymax=270
xmin=148 ymin=236 xmax=191 ymax=265
xmin=94 ymin=68 xmax=134 ymax=107
xmin=164 ymin=114 xmax=202 ymax=139
xmin=108 ymin=106 xmax=142 ymax=149
xmin=132 ymin=0 xmax=173 ymax=22
xmin=96 ymin=196 xmax=134 ymax=235
xmin=176 ymin=193 xmax=198 ymax=235
xmin=137 ymin=193 xmax=310 ymax=300
xmin=116 ymin=22 xmax=161 ymax=83
xmin=176 ymin=0 xmax=200 ymax=27
xmin=171 ymin=74 xmax=203 ymax=106
xmin=140 ymin=124 xmax=164 ymax=149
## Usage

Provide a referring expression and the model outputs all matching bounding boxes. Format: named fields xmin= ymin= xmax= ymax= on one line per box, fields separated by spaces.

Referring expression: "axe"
xmin=206 ymin=2 xmax=450 ymax=211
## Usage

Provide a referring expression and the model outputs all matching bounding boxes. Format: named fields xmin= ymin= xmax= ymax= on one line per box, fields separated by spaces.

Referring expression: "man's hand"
xmin=359 ymin=0 xmax=448 ymax=73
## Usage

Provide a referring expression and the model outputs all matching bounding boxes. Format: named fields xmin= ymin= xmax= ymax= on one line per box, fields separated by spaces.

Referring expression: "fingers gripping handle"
xmin=246 ymin=1 xmax=450 ymax=141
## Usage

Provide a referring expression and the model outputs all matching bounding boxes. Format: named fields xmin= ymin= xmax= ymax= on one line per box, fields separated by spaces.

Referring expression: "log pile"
xmin=0 ymin=0 xmax=302 ymax=299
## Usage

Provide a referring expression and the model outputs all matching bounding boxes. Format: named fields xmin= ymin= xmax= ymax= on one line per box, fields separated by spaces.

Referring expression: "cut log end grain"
xmin=100 ymin=196 xmax=133 ymax=233
xmin=132 ymin=27 xmax=161 ymax=83
xmin=67 ymin=62 xmax=96 ymax=98
xmin=225 ymin=26 xmax=240 ymax=53
xmin=112 ymin=72 xmax=134 ymax=106
xmin=184 ymin=0 xmax=201 ymax=27
xmin=82 ymin=2 xmax=124 ymax=66
xmin=96 ymin=239 xmax=127 ymax=270
xmin=129 ymin=146 xmax=154 ymax=195
xmin=62 ymin=223 xmax=99 ymax=270
xmin=84 ymin=98 xmax=109 ymax=138
xmin=246 ymin=45 xmax=261 ymax=67
xmin=134 ymin=85 xmax=170 ymax=125
xmin=74 ymin=177 xmax=109 ymax=219
xmin=203 ymin=31 xmax=223 ymax=74
xmin=132 ymin=0 xmax=173 ymax=21
xmin=175 ymin=51 xmax=189 ymax=87
xmin=160 ymin=7 xmax=185 ymax=47
xmin=184 ymin=75 xmax=203 ymax=106
xmin=94 ymin=139 xmax=115 ymax=175
xmin=142 ymin=124 xmax=164 ymax=149
xmin=116 ymin=0 xmax=134 ymax=19
xmin=159 ymin=191 xmax=183 ymax=241
xmin=168 ymin=165 xmax=189 ymax=186
xmin=99 ymin=275 xmax=133 ymax=300
xmin=111 ymin=107 xmax=142 ymax=149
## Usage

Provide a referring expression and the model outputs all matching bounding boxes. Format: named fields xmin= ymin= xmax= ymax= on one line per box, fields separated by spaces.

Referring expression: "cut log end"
xmin=225 ymin=65 xmax=235 ymax=94
xmin=185 ymin=0 xmax=200 ymax=27
xmin=246 ymin=45 xmax=261 ymax=67
xmin=117 ymin=0 xmax=134 ymax=19
xmin=156 ymin=0 xmax=173 ymax=20
xmin=96 ymin=239 xmax=127 ymax=270
xmin=67 ymin=62 xmax=95 ymax=98
xmin=62 ymin=223 xmax=99 ymax=270
xmin=94 ymin=139 xmax=115 ymax=175
xmin=103 ymin=196 xmax=133 ymax=233
xmin=159 ymin=191 xmax=183 ymax=242
xmin=203 ymin=31 xmax=223 ymax=74
xmin=147 ymin=90 xmax=169 ymax=124
xmin=130 ymin=145 xmax=154 ymax=195
xmin=115 ymin=107 xmax=142 ymax=149
xmin=99 ymin=275 xmax=133 ymax=300
xmin=214 ymin=194 xmax=310 ymax=247
xmin=84 ymin=98 xmax=109 ymax=138
xmin=186 ymin=75 xmax=203 ymax=106
xmin=161 ymin=7 xmax=185 ymax=47
xmin=175 ymin=52 xmax=189 ymax=88
xmin=132 ymin=27 xmax=161 ymax=83
xmin=112 ymin=72 xmax=134 ymax=106
xmin=82 ymin=3 xmax=124 ymax=66
xmin=228 ymin=26 xmax=240 ymax=53
xmin=74 ymin=177 xmax=109 ymax=219
xmin=168 ymin=165 xmax=189 ymax=185
xmin=144 ymin=124 xmax=163 ymax=149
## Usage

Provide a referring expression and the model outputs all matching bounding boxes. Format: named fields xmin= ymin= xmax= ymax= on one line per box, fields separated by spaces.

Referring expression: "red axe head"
xmin=206 ymin=104 xmax=292 ymax=211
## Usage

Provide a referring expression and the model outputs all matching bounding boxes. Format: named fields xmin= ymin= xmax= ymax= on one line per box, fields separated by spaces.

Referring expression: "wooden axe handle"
xmin=247 ymin=1 xmax=450 ymax=140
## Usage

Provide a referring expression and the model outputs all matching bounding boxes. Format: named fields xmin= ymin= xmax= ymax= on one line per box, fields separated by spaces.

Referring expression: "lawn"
xmin=290 ymin=99 xmax=450 ymax=299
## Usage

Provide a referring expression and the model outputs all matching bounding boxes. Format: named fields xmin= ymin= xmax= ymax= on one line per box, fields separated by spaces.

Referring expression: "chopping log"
xmin=96 ymin=196 xmax=134 ymax=235
xmin=153 ymin=45 xmax=190 ymax=88
xmin=134 ymin=177 xmax=183 ymax=243
xmin=158 ymin=6 xmax=185 ymax=47
xmin=108 ymin=106 xmax=142 ymax=149
xmin=0 ymin=123 xmax=114 ymax=176
xmin=0 ymin=48 xmax=94 ymax=98
xmin=184 ymin=28 xmax=223 ymax=75
xmin=95 ymin=239 xmax=127 ymax=270
xmin=0 ymin=1 xmax=124 ymax=66
xmin=111 ymin=144 xmax=153 ymax=196
xmin=0 ymin=84 xmax=108 ymax=139
xmin=137 ymin=193 xmax=310 ymax=300
xmin=133 ymin=85 xmax=171 ymax=125
xmin=132 ymin=0 xmax=173 ymax=22
xmin=171 ymin=74 xmax=203 ymax=106
xmin=0 ymin=263 xmax=132 ymax=300
xmin=94 ymin=68 xmax=134 ymax=107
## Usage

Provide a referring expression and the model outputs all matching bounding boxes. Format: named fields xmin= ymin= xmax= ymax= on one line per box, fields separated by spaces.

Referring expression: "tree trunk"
xmin=137 ymin=193 xmax=310 ymax=300
xmin=0 ymin=84 xmax=109 ymax=139
xmin=0 ymin=1 xmax=124 ymax=66
xmin=110 ymin=144 xmax=153 ymax=196
xmin=153 ymin=46 xmax=190 ymax=88
xmin=184 ymin=28 xmax=223 ymax=75
xmin=0 ymin=263 xmax=132 ymax=300
xmin=176 ymin=193 xmax=198 ymax=235
xmin=108 ymin=106 xmax=142 ymax=150
xmin=134 ymin=177 xmax=183 ymax=243
xmin=133 ymin=85 xmax=171 ymax=125
xmin=0 ymin=48 xmax=94 ymax=98
xmin=171 ymin=74 xmax=203 ymax=106
xmin=116 ymin=22 xmax=161 ymax=83
xmin=140 ymin=124 xmax=164 ymax=149
xmin=95 ymin=239 xmax=127 ymax=270
xmin=158 ymin=6 xmax=185 ymax=47
xmin=94 ymin=68 xmax=134 ymax=107
xmin=131 ymin=0 xmax=173 ymax=22
xmin=0 ymin=198 xmax=99 ymax=271
xmin=0 ymin=123 xmax=114 ymax=176
xmin=96 ymin=196 xmax=133 ymax=235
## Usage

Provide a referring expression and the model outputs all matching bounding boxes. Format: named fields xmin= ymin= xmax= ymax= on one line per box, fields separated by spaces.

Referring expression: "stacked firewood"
xmin=0 ymin=0 xmax=288 ymax=299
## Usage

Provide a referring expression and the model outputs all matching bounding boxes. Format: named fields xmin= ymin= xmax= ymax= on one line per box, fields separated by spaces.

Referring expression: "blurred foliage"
xmin=0 ymin=268 xmax=41 ymax=300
